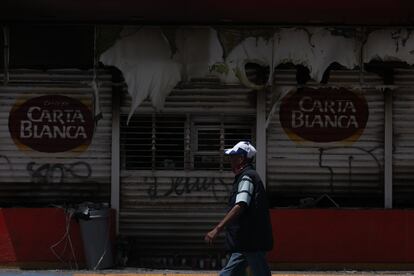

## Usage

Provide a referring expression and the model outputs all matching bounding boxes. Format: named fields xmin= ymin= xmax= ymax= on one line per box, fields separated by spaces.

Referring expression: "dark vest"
xmin=225 ymin=165 xmax=274 ymax=252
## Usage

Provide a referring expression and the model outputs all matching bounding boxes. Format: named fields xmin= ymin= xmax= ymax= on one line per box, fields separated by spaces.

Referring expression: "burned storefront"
xmin=99 ymin=26 xmax=414 ymax=268
xmin=1 ymin=18 xmax=414 ymax=269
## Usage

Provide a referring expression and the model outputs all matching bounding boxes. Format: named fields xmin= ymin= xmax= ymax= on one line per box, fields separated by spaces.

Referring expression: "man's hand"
xmin=204 ymin=227 xmax=221 ymax=245
xmin=204 ymin=204 xmax=245 ymax=245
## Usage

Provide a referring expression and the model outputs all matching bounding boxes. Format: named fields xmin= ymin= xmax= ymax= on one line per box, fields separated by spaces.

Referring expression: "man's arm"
xmin=204 ymin=202 xmax=246 ymax=244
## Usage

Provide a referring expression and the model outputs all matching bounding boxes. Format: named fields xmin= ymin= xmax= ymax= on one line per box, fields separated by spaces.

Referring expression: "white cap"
xmin=224 ymin=141 xmax=257 ymax=159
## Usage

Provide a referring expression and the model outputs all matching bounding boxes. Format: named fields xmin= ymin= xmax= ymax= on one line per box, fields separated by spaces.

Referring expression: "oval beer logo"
xmin=9 ymin=95 xmax=94 ymax=153
xmin=279 ymin=88 xmax=369 ymax=143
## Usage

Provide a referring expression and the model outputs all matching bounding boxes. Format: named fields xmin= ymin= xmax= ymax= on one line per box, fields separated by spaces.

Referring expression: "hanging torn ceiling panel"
xmin=100 ymin=26 xmax=414 ymax=116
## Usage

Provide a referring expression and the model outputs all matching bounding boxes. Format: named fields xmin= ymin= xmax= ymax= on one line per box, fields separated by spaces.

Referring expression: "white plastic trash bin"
xmin=79 ymin=209 xmax=113 ymax=269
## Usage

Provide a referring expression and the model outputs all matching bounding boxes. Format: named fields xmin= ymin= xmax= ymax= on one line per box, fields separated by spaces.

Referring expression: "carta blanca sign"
xmin=9 ymin=95 xmax=94 ymax=153
xmin=279 ymin=88 xmax=369 ymax=143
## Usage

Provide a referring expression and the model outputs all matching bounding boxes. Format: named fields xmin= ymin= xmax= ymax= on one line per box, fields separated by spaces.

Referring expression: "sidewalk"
xmin=0 ymin=270 xmax=413 ymax=276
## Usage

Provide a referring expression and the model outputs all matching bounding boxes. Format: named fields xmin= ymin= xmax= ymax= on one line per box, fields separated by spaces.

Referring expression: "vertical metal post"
xmin=220 ymin=117 xmax=225 ymax=172
xmin=111 ymin=72 xmax=121 ymax=234
xmin=384 ymin=88 xmax=393 ymax=208
xmin=256 ymin=89 xmax=267 ymax=187
xmin=184 ymin=114 xmax=191 ymax=170
xmin=151 ymin=113 xmax=156 ymax=171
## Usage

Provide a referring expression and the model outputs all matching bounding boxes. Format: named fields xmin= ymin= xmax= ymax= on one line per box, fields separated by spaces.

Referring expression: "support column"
xmin=365 ymin=63 xmax=394 ymax=209
xmin=111 ymin=71 xmax=121 ymax=234
xmin=384 ymin=88 xmax=393 ymax=209
xmin=256 ymin=89 xmax=267 ymax=187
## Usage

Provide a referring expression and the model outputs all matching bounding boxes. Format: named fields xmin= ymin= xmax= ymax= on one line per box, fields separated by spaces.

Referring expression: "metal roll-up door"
xmin=119 ymin=82 xmax=256 ymax=267
xmin=266 ymin=69 xmax=385 ymax=208
xmin=393 ymin=69 xmax=414 ymax=207
xmin=0 ymin=69 xmax=112 ymax=206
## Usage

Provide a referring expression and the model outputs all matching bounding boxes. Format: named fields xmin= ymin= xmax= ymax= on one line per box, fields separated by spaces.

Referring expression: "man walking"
xmin=204 ymin=141 xmax=273 ymax=276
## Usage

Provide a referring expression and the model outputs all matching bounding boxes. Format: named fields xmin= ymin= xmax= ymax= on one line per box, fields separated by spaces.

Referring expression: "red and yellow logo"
xmin=9 ymin=95 xmax=94 ymax=153
xmin=279 ymin=88 xmax=369 ymax=143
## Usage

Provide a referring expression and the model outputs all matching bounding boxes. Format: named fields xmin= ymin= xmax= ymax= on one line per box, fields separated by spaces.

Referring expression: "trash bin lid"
xmin=88 ymin=209 xmax=110 ymax=219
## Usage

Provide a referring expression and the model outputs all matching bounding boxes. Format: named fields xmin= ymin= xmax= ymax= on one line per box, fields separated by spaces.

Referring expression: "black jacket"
xmin=225 ymin=165 xmax=274 ymax=252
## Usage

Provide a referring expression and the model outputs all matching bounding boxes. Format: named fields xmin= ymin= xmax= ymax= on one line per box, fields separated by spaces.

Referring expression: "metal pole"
xmin=384 ymin=88 xmax=393 ymax=208
xmin=111 ymin=71 xmax=121 ymax=234
xmin=256 ymin=89 xmax=267 ymax=187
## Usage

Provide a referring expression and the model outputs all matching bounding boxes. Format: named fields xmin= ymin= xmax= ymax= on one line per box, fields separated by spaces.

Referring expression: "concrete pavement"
xmin=0 ymin=270 xmax=413 ymax=276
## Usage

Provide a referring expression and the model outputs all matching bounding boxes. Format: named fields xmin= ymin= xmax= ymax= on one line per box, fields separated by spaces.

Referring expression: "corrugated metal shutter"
xmin=119 ymin=83 xmax=256 ymax=267
xmin=266 ymin=70 xmax=385 ymax=208
xmin=120 ymin=85 xmax=256 ymax=115
xmin=393 ymin=69 xmax=414 ymax=208
xmin=0 ymin=69 xmax=112 ymax=206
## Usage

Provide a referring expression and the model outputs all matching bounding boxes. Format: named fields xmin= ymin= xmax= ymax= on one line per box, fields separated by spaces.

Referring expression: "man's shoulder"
xmin=241 ymin=175 xmax=253 ymax=181
xmin=242 ymin=167 xmax=258 ymax=178
xmin=238 ymin=169 xmax=260 ymax=186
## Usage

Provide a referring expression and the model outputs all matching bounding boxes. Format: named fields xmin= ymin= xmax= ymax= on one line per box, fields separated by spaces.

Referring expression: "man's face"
xmin=229 ymin=154 xmax=245 ymax=173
